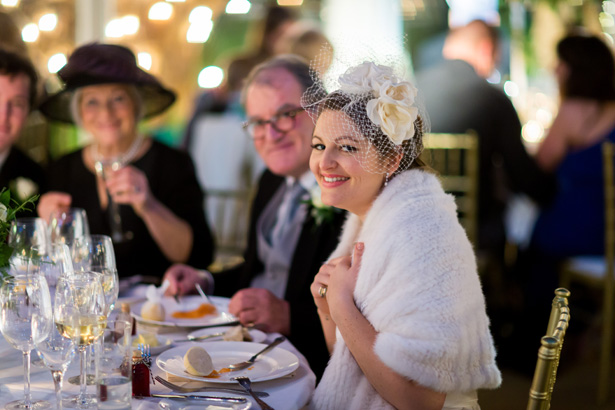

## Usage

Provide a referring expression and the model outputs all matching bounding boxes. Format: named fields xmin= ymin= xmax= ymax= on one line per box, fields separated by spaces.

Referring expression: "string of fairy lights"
xmin=2 ymin=0 xmax=305 ymax=89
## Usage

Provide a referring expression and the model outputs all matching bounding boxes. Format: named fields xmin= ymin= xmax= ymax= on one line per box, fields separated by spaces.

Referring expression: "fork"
xmin=234 ymin=376 xmax=274 ymax=410
xmin=228 ymin=336 xmax=285 ymax=371
xmin=154 ymin=375 xmax=269 ymax=397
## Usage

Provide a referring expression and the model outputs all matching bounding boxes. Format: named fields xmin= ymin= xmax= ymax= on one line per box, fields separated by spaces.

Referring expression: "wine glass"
xmin=8 ymin=217 xmax=50 ymax=258
xmin=35 ymin=302 xmax=78 ymax=410
xmin=55 ymin=272 xmax=106 ymax=409
xmin=48 ymin=208 xmax=90 ymax=246
xmin=0 ymin=274 xmax=53 ymax=410
xmin=77 ymin=235 xmax=119 ymax=315
xmin=24 ymin=245 xmax=73 ymax=369
xmin=32 ymin=243 xmax=74 ymax=298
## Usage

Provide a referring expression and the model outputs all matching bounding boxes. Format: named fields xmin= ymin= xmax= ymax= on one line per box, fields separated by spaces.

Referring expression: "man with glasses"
xmin=164 ymin=55 xmax=345 ymax=378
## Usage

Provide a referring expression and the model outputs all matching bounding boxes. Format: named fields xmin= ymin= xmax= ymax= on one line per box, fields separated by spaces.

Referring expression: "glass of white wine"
xmin=0 ymin=274 xmax=53 ymax=410
xmin=55 ymin=273 xmax=106 ymax=409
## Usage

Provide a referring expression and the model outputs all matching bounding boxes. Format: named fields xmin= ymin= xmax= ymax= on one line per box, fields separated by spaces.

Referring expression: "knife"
xmin=174 ymin=332 xmax=226 ymax=343
xmin=152 ymin=394 xmax=247 ymax=403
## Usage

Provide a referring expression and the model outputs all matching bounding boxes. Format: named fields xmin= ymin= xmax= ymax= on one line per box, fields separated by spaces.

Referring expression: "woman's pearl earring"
xmin=384 ymin=172 xmax=389 ymax=187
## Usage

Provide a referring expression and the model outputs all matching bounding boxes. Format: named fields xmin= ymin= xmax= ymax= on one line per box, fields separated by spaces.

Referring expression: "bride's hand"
xmin=327 ymin=242 xmax=364 ymax=316
xmin=105 ymin=165 xmax=152 ymax=215
xmin=311 ymin=262 xmax=334 ymax=315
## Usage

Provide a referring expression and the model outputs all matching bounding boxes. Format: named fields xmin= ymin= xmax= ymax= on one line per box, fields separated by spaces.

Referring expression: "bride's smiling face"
xmin=310 ymin=109 xmax=387 ymax=219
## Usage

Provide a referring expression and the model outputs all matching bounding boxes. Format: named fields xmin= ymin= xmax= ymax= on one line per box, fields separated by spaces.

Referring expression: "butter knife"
xmin=152 ymin=394 xmax=247 ymax=403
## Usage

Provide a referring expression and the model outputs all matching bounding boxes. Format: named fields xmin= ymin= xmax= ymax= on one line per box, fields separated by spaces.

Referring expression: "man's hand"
xmin=163 ymin=264 xmax=209 ymax=296
xmin=228 ymin=288 xmax=291 ymax=335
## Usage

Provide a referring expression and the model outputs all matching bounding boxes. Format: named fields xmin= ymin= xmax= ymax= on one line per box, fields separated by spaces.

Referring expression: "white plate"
xmin=158 ymin=397 xmax=251 ymax=410
xmin=187 ymin=327 xmax=267 ymax=343
xmin=156 ymin=341 xmax=300 ymax=383
xmin=131 ymin=334 xmax=174 ymax=355
xmin=131 ymin=295 xmax=235 ymax=328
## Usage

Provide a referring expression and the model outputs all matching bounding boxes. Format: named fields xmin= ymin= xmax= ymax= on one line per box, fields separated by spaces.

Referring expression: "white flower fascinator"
xmin=301 ymin=43 xmax=428 ymax=175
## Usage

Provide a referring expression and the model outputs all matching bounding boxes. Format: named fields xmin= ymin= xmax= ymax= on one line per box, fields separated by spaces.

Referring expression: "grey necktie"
xmin=269 ymin=181 xmax=306 ymax=247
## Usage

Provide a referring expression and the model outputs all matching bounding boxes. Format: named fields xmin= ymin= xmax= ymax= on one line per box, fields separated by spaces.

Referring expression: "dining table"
xmin=0 ymin=292 xmax=316 ymax=410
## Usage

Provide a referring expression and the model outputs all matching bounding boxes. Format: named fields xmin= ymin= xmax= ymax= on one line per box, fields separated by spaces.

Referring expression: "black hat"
xmin=39 ymin=43 xmax=176 ymax=123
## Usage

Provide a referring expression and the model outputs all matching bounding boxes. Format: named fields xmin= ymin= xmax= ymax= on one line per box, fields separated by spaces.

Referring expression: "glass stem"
xmin=22 ymin=350 xmax=32 ymax=408
xmin=51 ymin=370 xmax=64 ymax=410
xmin=78 ymin=346 xmax=87 ymax=404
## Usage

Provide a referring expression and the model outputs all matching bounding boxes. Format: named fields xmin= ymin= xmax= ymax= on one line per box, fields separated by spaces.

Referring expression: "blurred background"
xmin=1 ymin=0 xmax=610 ymax=163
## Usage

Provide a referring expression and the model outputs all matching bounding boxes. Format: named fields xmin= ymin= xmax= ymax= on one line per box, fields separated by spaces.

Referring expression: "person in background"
xmin=306 ymin=61 xmax=500 ymax=410
xmin=511 ymin=33 xmax=615 ymax=371
xmin=415 ymin=20 xmax=556 ymax=272
xmin=164 ymin=55 xmax=346 ymax=378
xmin=0 ymin=49 xmax=46 ymax=205
xmin=37 ymin=43 xmax=213 ymax=282
xmin=531 ymin=33 xmax=615 ymax=255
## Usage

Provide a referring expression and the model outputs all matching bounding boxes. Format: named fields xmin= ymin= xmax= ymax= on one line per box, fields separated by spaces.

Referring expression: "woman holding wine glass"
xmin=37 ymin=42 xmax=214 ymax=282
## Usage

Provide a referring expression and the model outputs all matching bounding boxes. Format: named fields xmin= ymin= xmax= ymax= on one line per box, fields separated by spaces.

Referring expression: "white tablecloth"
xmin=0 ymin=296 xmax=315 ymax=410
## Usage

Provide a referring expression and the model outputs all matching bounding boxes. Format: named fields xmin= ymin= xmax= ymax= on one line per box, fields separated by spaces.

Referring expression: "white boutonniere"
xmin=10 ymin=177 xmax=39 ymax=203
xmin=303 ymin=184 xmax=341 ymax=227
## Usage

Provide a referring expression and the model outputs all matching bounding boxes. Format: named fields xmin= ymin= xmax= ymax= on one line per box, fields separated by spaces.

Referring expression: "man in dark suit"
xmin=415 ymin=20 xmax=555 ymax=266
xmin=0 ymin=49 xmax=46 ymax=202
xmin=164 ymin=55 xmax=345 ymax=378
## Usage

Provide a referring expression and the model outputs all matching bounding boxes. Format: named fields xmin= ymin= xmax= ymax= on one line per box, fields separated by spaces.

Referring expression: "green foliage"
xmin=0 ymin=188 xmax=39 ymax=277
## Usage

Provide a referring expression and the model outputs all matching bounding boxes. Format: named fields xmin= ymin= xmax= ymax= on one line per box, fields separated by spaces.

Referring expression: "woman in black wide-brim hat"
xmin=38 ymin=42 xmax=214 ymax=282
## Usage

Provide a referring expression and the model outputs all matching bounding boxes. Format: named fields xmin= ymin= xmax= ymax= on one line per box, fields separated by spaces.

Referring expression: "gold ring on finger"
xmin=318 ymin=286 xmax=328 ymax=298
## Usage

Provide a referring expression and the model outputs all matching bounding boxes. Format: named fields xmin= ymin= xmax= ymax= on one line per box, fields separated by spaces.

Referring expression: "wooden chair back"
xmin=527 ymin=288 xmax=571 ymax=410
xmin=421 ymin=131 xmax=479 ymax=245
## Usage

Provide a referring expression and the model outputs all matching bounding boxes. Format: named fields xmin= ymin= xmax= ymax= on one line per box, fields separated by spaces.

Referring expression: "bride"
xmin=306 ymin=61 xmax=501 ymax=409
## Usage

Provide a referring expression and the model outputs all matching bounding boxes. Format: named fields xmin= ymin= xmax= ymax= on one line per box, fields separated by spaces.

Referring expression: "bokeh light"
xmin=38 ymin=14 xmax=58 ymax=31
xmin=47 ymin=53 xmax=67 ymax=74
xmin=198 ymin=66 xmax=224 ymax=88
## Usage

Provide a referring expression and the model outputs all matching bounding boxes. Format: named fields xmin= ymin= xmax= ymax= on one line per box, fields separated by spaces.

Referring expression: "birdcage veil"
xmin=301 ymin=40 xmax=429 ymax=175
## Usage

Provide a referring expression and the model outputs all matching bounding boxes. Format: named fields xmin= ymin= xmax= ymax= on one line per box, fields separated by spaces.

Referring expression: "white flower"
xmin=338 ymin=62 xmax=395 ymax=95
xmin=366 ymin=97 xmax=419 ymax=145
xmin=338 ymin=62 xmax=420 ymax=145
xmin=14 ymin=177 xmax=38 ymax=202
xmin=308 ymin=184 xmax=324 ymax=209
xmin=0 ymin=204 xmax=7 ymax=222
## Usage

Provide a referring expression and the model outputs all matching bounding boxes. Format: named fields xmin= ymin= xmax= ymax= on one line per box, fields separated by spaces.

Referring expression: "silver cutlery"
xmin=173 ymin=331 xmax=226 ymax=343
xmin=234 ymin=376 xmax=274 ymax=410
xmin=228 ymin=336 xmax=285 ymax=371
xmin=152 ymin=393 xmax=247 ymax=403
xmin=154 ymin=375 xmax=270 ymax=397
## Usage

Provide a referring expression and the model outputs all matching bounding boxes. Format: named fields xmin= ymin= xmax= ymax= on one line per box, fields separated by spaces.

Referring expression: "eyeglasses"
xmin=242 ymin=107 xmax=306 ymax=139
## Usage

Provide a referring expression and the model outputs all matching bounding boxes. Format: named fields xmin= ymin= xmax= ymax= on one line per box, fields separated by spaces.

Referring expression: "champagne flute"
xmin=35 ymin=303 xmax=78 ymax=410
xmin=78 ymin=235 xmax=119 ymax=315
xmin=55 ymin=273 xmax=106 ymax=409
xmin=0 ymin=274 xmax=53 ymax=410
xmin=94 ymin=160 xmax=126 ymax=243
xmin=48 ymin=208 xmax=90 ymax=246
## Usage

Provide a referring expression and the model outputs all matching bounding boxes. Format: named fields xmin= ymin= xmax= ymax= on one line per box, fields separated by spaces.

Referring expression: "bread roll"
xmin=184 ymin=346 xmax=214 ymax=376
xmin=141 ymin=301 xmax=165 ymax=322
